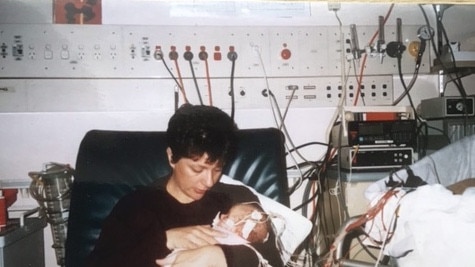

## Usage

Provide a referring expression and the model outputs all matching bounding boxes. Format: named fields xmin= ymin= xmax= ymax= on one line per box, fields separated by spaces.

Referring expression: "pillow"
xmin=221 ymin=175 xmax=313 ymax=263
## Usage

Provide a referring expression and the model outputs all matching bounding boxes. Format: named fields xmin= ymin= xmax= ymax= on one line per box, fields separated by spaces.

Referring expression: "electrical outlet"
xmin=328 ymin=2 xmax=341 ymax=11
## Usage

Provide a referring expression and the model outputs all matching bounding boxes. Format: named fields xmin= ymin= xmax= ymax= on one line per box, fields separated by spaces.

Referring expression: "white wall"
xmin=1 ymin=1 xmax=475 ymax=266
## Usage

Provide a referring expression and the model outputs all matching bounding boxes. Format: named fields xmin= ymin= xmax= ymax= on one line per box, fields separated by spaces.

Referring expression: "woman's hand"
xmin=156 ymin=245 xmax=227 ymax=267
xmin=166 ymin=225 xmax=226 ymax=250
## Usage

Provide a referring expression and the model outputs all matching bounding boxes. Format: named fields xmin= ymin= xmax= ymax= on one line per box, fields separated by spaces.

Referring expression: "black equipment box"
xmin=347 ymin=119 xmax=416 ymax=148
xmin=340 ymin=146 xmax=414 ymax=170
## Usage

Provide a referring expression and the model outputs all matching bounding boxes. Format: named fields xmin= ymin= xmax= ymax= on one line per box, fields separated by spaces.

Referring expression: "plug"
xmin=183 ymin=45 xmax=193 ymax=61
xmin=227 ymin=46 xmax=237 ymax=61
xmin=169 ymin=46 xmax=178 ymax=60
xmin=198 ymin=46 xmax=208 ymax=60
xmin=154 ymin=46 xmax=163 ymax=60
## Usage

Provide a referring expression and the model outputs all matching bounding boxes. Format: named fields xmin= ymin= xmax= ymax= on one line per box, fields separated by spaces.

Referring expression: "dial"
xmin=417 ymin=25 xmax=434 ymax=40
xmin=456 ymin=101 xmax=465 ymax=112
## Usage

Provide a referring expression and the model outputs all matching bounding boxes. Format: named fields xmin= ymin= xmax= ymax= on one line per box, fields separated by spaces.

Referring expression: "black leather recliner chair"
xmin=65 ymin=128 xmax=289 ymax=267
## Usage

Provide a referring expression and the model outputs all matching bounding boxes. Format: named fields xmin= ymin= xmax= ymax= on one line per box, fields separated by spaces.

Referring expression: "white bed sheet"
xmin=364 ymin=184 xmax=475 ymax=266
xmin=363 ymin=135 xmax=475 ymax=266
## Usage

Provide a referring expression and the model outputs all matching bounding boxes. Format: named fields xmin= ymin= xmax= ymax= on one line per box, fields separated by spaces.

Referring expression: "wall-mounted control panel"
xmin=0 ymin=24 xmax=431 ymax=108
xmin=0 ymin=24 xmax=430 ymax=78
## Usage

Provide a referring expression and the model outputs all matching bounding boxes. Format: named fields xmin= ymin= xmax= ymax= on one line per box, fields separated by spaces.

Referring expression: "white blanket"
xmin=363 ymin=135 xmax=475 ymax=266
xmin=365 ymin=185 xmax=475 ymax=266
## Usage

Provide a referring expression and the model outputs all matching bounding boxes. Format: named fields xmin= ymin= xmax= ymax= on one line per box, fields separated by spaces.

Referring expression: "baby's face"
xmin=218 ymin=204 xmax=269 ymax=243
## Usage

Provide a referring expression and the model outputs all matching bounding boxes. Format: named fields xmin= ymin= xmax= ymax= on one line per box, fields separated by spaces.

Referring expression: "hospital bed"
xmin=330 ymin=134 xmax=475 ymax=267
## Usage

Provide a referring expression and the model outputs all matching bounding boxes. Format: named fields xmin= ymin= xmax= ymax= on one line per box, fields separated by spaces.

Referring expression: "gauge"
xmin=417 ymin=25 xmax=434 ymax=40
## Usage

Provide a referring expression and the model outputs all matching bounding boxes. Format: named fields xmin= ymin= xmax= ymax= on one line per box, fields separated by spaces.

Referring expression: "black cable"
xmin=434 ymin=31 xmax=472 ymax=139
xmin=419 ymin=4 xmax=467 ymax=98
xmin=292 ymin=164 xmax=327 ymax=262
xmin=293 ymin=171 xmax=320 ymax=212
xmin=327 ymin=125 xmax=384 ymax=261
xmin=285 ymin=141 xmax=330 ymax=155
xmin=288 ymin=164 xmax=317 ymax=196
xmin=420 ymin=5 xmax=471 ymax=149
xmin=313 ymin=138 xmax=337 ymax=254
xmin=391 ymin=17 xmax=422 ymax=107
xmin=287 ymin=160 xmax=320 ymax=171
xmin=316 ymin=175 xmax=335 ymax=255
xmin=417 ymin=121 xmax=428 ymax=157
xmin=431 ymin=4 xmax=467 ymax=98
xmin=228 ymin=51 xmax=237 ymax=121
xmin=396 ymin=55 xmax=420 ymax=121
xmin=431 ymin=5 xmax=461 ymax=93
xmin=160 ymin=55 xmax=189 ymax=104
xmin=184 ymin=50 xmax=204 ymax=105
xmin=334 ymin=119 xmax=351 ymax=222
xmin=395 ymin=55 xmax=433 ymax=172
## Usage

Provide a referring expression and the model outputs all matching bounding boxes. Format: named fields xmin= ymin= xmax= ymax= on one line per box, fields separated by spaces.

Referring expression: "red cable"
xmin=204 ymin=58 xmax=213 ymax=106
xmin=173 ymin=58 xmax=188 ymax=103
xmin=353 ymin=4 xmax=395 ymax=106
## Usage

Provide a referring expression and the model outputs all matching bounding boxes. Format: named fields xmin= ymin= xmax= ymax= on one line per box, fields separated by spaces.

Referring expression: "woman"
xmin=86 ymin=104 xmax=283 ymax=267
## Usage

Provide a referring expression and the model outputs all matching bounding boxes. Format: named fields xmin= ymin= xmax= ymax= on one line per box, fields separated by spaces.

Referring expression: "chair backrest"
xmin=65 ymin=128 xmax=289 ymax=267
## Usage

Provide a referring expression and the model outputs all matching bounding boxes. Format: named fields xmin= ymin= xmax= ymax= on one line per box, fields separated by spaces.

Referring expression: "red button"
xmin=281 ymin=48 xmax=291 ymax=60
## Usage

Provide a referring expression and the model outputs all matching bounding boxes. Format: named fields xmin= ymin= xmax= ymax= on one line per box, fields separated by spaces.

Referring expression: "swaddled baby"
xmin=213 ymin=202 xmax=270 ymax=245
xmin=160 ymin=202 xmax=272 ymax=267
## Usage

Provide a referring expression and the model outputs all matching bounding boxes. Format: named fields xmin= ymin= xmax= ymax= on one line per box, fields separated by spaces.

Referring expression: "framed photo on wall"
xmin=53 ymin=0 xmax=102 ymax=24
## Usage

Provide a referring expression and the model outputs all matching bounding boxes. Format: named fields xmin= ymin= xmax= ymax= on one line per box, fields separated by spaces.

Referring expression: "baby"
xmin=213 ymin=202 xmax=270 ymax=245
xmin=160 ymin=202 xmax=275 ymax=267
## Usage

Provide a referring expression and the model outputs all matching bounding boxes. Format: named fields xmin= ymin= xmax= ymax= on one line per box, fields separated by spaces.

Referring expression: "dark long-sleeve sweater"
xmin=86 ymin=178 xmax=284 ymax=267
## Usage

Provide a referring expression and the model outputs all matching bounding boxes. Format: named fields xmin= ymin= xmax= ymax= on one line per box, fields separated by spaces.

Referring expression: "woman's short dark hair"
xmin=166 ymin=104 xmax=238 ymax=166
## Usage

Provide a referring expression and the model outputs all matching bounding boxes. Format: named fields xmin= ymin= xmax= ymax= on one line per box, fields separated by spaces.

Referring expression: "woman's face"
xmin=166 ymin=147 xmax=223 ymax=203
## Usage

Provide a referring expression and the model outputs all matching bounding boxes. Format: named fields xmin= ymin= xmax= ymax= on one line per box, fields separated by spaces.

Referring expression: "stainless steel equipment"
xmin=29 ymin=162 xmax=74 ymax=267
